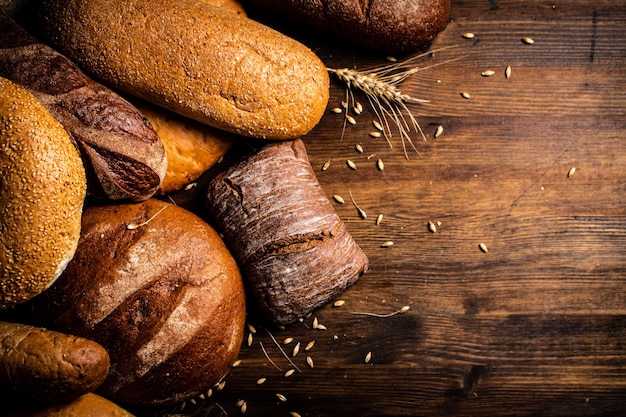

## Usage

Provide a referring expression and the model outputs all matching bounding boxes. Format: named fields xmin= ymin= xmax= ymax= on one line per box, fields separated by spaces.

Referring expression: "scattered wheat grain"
xmin=365 ymin=352 xmax=372 ymax=363
xmin=256 ymin=378 xmax=266 ymax=385
xmin=305 ymin=340 xmax=315 ymax=351
xmin=568 ymin=167 xmax=576 ymax=177
xmin=307 ymin=356 xmax=314 ymax=368
xmin=322 ymin=160 xmax=331 ymax=171
xmin=292 ymin=342 xmax=301 ymax=357
xmin=346 ymin=115 xmax=356 ymax=125
xmin=505 ymin=66 xmax=512 ymax=78
xmin=347 ymin=160 xmax=357 ymax=170
xmin=369 ymin=131 xmax=382 ymax=138
xmin=381 ymin=241 xmax=394 ymax=247
xmin=276 ymin=393 xmax=287 ymax=402
xmin=355 ymin=144 xmax=364 ymax=153
xmin=284 ymin=369 xmax=295 ymax=377
xmin=333 ymin=194 xmax=345 ymax=204
xmin=522 ymin=37 xmax=535 ymax=44
xmin=376 ymin=213 xmax=383 ymax=225
xmin=333 ymin=300 xmax=346 ymax=307
xmin=479 ymin=242 xmax=489 ymax=253
xmin=481 ymin=70 xmax=496 ymax=77
xmin=461 ymin=92 xmax=471 ymax=99
xmin=428 ymin=221 xmax=437 ymax=233
xmin=434 ymin=125 xmax=444 ymax=138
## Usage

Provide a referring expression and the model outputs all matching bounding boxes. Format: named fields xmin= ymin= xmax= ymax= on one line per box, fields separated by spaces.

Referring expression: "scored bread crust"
xmin=30 ymin=199 xmax=246 ymax=406
xmin=0 ymin=77 xmax=86 ymax=310
xmin=39 ymin=0 xmax=330 ymax=140
xmin=0 ymin=15 xmax=167 ymax=201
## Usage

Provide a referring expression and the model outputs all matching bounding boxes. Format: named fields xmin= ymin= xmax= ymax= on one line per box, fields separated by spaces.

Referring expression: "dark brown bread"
xmin=29 ymin=199 xmax=246 ymax=407
xmin=248 ymin=0 xmax=451 ymax=53
xmin=0 ymin=15 xmax=167 ymax=201
xmin=205 ymin=139 xmax=369 ymax=325
xmin=0 ymin=321 xmax=110 ymax=404
xmin=5 ymin=393 xmax=135 ymax=417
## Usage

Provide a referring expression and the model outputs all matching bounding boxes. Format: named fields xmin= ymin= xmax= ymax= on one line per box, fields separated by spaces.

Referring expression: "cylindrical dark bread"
xmin=38 ymin=0 xmax=330 ymax=140
xmin=0 ymin=321 xmax=110 ymax=405
xmin=205 ymin=139 xmax=369 ymax=325
xmin=248 ymin=0 xmax=451 ymax=53
xmin=0 ymin=15 xmax=167 ymax=201
xmin=5 ymin=393 xmax=135 ymax=417
xmin=28 ymin=199 xmax=246 ymax=407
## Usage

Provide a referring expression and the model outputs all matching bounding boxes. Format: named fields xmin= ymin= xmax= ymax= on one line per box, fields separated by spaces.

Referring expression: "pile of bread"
xmin=0 ymin=0 xmax=449 ymax=415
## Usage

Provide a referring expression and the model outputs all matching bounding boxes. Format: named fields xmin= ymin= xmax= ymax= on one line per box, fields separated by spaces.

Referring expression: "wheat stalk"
xmin=327 ymin=45 xmax=463 ymax=159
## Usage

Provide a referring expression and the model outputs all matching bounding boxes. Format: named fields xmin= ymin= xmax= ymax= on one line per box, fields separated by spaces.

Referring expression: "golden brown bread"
xmin=248 ymin=0 xmax=451 ymax=53
xmin=29 ymin=199 xmax=246 ymax=406
xmin=39 ymin=0 xmax=330 ymax=140
xmin=131 ymin=99 xmax=235 ymax=194
xmin=5 ymin=393 xmax=135 ymax=417
xmin=0 ymin=321 xmax=110 ymax=404
xmin=0 ymin=77 xmax=86 ymax=310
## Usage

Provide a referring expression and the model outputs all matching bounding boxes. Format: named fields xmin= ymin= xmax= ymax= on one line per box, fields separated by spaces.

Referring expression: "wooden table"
xmin=152 ymin=1 xmax=626 ymax=416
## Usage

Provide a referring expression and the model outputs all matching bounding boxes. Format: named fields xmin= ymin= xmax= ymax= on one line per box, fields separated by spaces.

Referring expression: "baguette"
xmin=248 ymin=0 xmax=451 ymax=53
xmin=0 ymin=321 xmax=110 ymax=404
xmin=0 ymin=15 xmax=167 ymax=201
xmin=39 ymin=0 xmax=330 ymax=140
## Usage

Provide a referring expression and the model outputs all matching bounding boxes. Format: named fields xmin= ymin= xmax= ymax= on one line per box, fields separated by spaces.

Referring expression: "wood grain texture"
xmin=142 ymin=0 xmax=625 ymax=416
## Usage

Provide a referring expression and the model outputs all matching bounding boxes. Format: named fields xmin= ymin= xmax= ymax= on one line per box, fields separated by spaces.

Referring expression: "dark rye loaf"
xmin=205 ymin=139 xmax=369 ymax=325
xmin=248 ymin=0 xmax=451 ymax=53
xmin=28 ymin=199 xmax=246 ymax=407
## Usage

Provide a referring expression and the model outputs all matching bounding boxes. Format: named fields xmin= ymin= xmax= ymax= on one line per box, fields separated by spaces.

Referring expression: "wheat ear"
xmin=328 ymin=45 xmax=463 ymax=158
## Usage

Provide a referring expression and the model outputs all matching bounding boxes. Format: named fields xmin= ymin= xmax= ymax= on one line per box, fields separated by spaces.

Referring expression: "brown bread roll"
xmin=131 ymin=99 xmax=235 ymax=195
xmin=205 ymin=139 xmax=369 ymax=325
xmin=248 ymin=0 xmax=451 ymax=53
xmin=0 ymin=321 xmax=110 ymax=404
xmin=200 ymin=0 xmax=247 ymax=14
xmin=5 ymin=393 xmax=135 ymax=417
xmin=0 ymin=77 xmax=86 ymax=310
xmin=0 ymin=15 xmax=167 ymax=201
xmin=29 ymin=199 xmax=246 ymax=407
xmin=39 ymin=0 xmax=330 ymax=140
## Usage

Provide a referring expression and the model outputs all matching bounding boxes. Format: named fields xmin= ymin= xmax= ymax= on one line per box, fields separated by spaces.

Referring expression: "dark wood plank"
xmin=144 ymin=1 xmax=626 ymax=416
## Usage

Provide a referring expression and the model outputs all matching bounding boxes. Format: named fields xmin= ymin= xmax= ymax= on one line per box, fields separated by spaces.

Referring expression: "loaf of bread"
xmin=0 ymin=321 xmax=110 ymax=404
xmin=0 ymin=77 xmax=86 ymax=310
xmin=0 ymin=15 xmax=167 ymax=201
xmin=248 ymin=0 xmax=451 ymax=53
xmin=39 ymin=0 xmax=330 ymax=140
xmin=205 ymin=139 xmax=369 ymax=325
xmin=29 ymin=199 xmax=246 ymax=407
xmin=131 ymin=99 xmax=235 ymax=194
xmin=5 ymin=393 xmax=135 ymax=417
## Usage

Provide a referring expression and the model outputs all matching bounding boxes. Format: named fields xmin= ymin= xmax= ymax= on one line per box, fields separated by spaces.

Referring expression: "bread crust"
xmin=0 ymin=77 xmax=86 ymax=309
xmin=0 ymin=321 xmax=110 ymax=404
xmin=131 ymin=99 xmax=235 ymax=194
xmin=30 ymin=199 xmax=246 ymax=406
xmin=4 ymin=393 xmax=135 ymax=417
xmin=248 ymin=0 xmax=451 ymax=53
xmin=0 ymin=16 xmax=167 ymax=201
xmin=206 ymin=139 xmax=368 ymax=324
xmin=39 ymin=0 xmax=330 ymax=140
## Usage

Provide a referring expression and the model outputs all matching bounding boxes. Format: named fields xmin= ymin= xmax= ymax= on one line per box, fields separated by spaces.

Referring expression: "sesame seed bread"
xmin=0 ymin=77 xmax=86 ymax=310
xmin=39 ymin=0 xmax=330 ymax=140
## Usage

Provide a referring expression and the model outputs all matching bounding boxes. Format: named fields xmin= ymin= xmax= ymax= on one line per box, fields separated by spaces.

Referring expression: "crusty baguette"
xmin=39 ymin=0 xmax=330 ymax=140
xmin=0 ymin=15 xmax=167 ymax=201
xmin=0 ymin=77 xmax=86 ymax=309
xmin=248 ymin=0 xmax=451 ymax=53
xmin=0 ymin=321 xmax=110 ymax=404
xmin=205 ymin=139 xmax=369 ymax=325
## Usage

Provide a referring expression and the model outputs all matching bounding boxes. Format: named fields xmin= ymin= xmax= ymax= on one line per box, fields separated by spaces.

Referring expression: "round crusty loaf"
xmin=29 ymin=199 xmax=246 ymax=407
xmin=248 ymin=0 xmax=451 ymax=53
xmin=0 ymin=321 xmax=110 ymax=404
xmin=5 ymin=393 xmax=135 ymax=417
xmin=39 ymin=0 xmax=330 ymax=140
xmin=131 ymin=99 xmax=235 ymax=195
xmin=0 ymin=77 xmax=86 ymax=310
